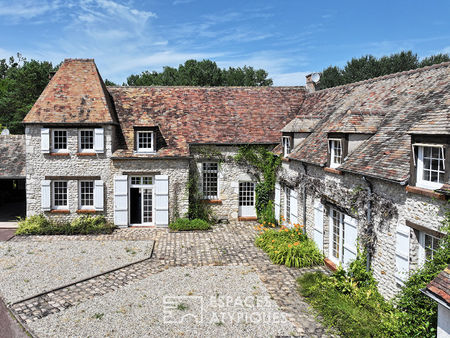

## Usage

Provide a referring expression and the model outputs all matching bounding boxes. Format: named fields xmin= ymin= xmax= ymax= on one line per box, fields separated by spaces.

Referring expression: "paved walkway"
xmin=9 ymin=223 xmax=334 ymax=337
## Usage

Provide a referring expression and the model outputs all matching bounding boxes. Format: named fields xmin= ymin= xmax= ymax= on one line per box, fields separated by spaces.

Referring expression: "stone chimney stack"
xmin=305 ymin=74 xmax=315 ymax=93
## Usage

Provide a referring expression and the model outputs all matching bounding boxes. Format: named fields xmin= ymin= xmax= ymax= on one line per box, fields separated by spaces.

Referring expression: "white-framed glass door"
xmin=238 ymin=181 xmax=256 ymax=217
xmin=329 ymin=207 xmax=345 ymax=265
xmin=129 ymin=176 xmax=154 ymax=226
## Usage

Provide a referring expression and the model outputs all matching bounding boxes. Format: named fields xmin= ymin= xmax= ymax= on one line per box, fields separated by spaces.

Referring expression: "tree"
xmin=0 ymin=54 xmax=56 ymax=134
xmin=317 ymin=51 xmax=449 ymax=89
xmin=126 ymin=59 xmax=273 ymax=86
xmin=104 ymin=79 xmax=117 ymax=86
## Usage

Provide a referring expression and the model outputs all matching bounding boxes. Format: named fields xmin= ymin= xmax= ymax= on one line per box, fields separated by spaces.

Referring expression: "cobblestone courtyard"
xmin=7 ymin=222 xmax=333 ymax=337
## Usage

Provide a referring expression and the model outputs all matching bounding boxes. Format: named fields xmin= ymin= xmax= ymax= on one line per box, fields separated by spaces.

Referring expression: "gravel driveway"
xmin=28 ymin=266 xmax=297 ymax=338
xmin=0 ymin=240 xmax=154 ymax=304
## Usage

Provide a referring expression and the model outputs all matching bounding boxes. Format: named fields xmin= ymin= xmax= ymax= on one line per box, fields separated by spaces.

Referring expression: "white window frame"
xmin=52 ymin=180 xmax=68 ymax=210
xmin=416 ymin=145 xmax=445 ymax=190
xmin=282 ymin=136 xmax=291 ymax=156
xmin=136 ymin=131 xmax=155 ymax=153
xmin=419 ymin=232 xmax=441 ymax=265
xmin=202 ymin=162 xmax=219 ymax=200
xmin=129 ymin=176 xmax=155 ymax=226
xmin=284 ymin=186 xmax=291 ymax=224
xmin=78 ymin=129 xmax=95 ymax=153
xmin=329 ymin=138 xmax=343 ymax=169
xmin=329 ymin=207 xmax=345 ymax=265
xmin=51 ymin=129 xmax=68 ymax=153
xmin=79 ymin=180 xmax=95 ymax=210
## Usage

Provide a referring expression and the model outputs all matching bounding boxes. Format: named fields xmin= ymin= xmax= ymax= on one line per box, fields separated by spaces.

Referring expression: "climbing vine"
xmin=186 ymin=163 xmax=214 ymax=222
xmin=234 ymin=145 xmax=282 ymax=223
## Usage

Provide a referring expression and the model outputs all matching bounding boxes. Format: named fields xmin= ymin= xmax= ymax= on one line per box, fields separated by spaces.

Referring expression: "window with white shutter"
xmin=94 ymin=128 xmax=105 ymax=153
xmin=41 ymin=128 xmax=50 ymax=153
xmin=395 ymin=223 xmax=410 ymax=284
xmin=94 ymin=180 xmax=104 ymax=211
xmin=154 ymin=175 xmax=169 ymax=227
xmin=275 ymin=183 xmax=281 ymax=223
xmin=313 ymin=200 xmax=324 ymax=252
xmin=41 ymin=180 xmax=51 ymax=211
xmin=114 ymin=175 xmax=128 ymax=226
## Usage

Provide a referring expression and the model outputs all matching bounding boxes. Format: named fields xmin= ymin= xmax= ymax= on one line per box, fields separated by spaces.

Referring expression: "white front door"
xmin=238 ymin=182 xmax=256 ymax=217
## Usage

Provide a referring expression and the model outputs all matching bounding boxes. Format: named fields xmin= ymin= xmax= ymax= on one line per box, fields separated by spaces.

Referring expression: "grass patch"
xmin=255 ymin=224 xmax=323 ymax=268
xmin=15 ymin=215 xmax=115 ymax=235
xmin=169 ymin=218 xmax=211 ymax=231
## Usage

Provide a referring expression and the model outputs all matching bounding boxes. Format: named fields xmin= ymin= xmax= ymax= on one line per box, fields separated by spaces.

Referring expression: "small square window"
xmin=79 ymin=130 xmax=94 ymax=152
xmin=137 ymin=131 xmax=154 ymax=152
xmin=329 ymin=139 xmax=342 ymax=168
xmin=52 ymin=130 xmax=68 ymax=153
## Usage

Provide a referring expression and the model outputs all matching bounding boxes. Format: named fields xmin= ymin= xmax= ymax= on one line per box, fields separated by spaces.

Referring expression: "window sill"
xmin=324 ymin=258 xmax=337 ymax=272
xmin=77 ymin=152 xmax=97 ymax=156
xmin=281 ymin=157 xmax=290 ymax=162
xmin=48 ymin=153 xmax=70 ymax=156
xmin=76 ymin=209 xmax=99 ymax=214
xmin=202 ymin=199 xmax=222 ymax=204
xmin=50 ymin=209 xmax=70 ymax=214
xmin=324 ymin=167 xmax=343 ymax=175
xmin=405 ymin=185 xmax=447 ymax=201
xmin=238 ymin=216 xmax=258 ymax=221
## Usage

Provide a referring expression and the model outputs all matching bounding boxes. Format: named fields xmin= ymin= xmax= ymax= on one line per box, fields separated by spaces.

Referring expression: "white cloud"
xmin=172 ymin=0 xmax=195 ymax=5
xmin=0 ymin=0 xmax=61 ymax=20
xmin=271 ymin=71 xmax=309 ymax=86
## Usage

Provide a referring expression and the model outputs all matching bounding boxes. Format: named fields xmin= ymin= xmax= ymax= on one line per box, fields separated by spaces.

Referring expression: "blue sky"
xmin=0 ymin=0 xmax=449 ymax=85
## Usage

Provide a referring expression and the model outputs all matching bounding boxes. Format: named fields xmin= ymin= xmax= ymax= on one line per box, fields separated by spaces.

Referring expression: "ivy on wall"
xmin=234 ymin=145 xmax=281 ymax=223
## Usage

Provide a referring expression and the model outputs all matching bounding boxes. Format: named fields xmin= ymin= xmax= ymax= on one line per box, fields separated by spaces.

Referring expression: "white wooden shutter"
xmin=114 ymin=175 xmax=128 ymax=226
xmin=41 ymin=128 xmax=50 ymax=153
xmin=343 ymin=214 xmax=358 ymax=268
xmin=94 ymin=180 xmax=104 ymax=211
xmin=155 ymin=175 xmax=169 ymax=227
xmin=313 ymin=200 xmax=324 ymax=252
xmin=94 ymin=128 xmax=104 ymax=153
xmin=197 ymin=162 xmax=203 ymax=197
xmin=41 ymin=180 xmax=51 ymax=211
xmin=395 ymin=223 xmax=410 ymax=284
xmin=275 ymin=182 xmax=281 ymax=222
xmin=290 ymin=189 xmax=298 ymax=226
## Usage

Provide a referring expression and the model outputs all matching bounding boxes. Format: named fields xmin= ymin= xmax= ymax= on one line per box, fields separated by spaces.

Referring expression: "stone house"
xmin=276 ymin=64 xmax=450 ymax=298
xmin=21 ymin=58 xmax=449 ymax=299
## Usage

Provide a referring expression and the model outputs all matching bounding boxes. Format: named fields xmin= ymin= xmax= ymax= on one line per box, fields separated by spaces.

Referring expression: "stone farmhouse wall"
xmin=278 ymin=160 xmax=447 ymax=299
xmin=25 ymin=125 xmax=115 ymax=222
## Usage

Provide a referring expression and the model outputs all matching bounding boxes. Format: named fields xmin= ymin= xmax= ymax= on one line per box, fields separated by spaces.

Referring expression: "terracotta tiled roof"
xmin=281 ymin=118 xmax=321 ymax=133
xmin=425 ymin=265 xmax=450 ymax=307
xmin=23 ymin=59 xmax=117 ymax=125
xmin=327 ymin=109 xmax=387 ymax=134
xmin=287 ymin=62 xmax=450 ymax=182
xmin=108 ymin=86 xmax=305 ymax=158
xmin=0 ymin=135 xmax=25 ymax=178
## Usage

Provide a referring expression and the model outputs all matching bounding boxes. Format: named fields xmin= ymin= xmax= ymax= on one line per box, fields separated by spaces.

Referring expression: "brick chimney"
xmin=305 ymin=73 xmax=315 ymax=93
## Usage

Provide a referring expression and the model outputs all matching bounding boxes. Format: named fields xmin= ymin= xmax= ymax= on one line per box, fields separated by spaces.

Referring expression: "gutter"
xmin=421 ymin=288 xmax=450 ymax=311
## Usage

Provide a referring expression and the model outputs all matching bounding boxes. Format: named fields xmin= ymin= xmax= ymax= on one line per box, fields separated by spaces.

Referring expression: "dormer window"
xmin=136 ymin=131 xmax=155 ymax=153
xmin=329 ymin=139 xmax=343 ymax=168
xmin=415 ymin=145 xmax=445 ymax=190
xmin=282 ymin=136 xmax=291 ymax=156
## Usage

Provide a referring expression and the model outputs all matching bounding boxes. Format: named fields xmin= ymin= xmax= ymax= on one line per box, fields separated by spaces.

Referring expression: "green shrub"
xmin=169 ymin=218 xmax=211 ymax=231
xmin=16 ymin=215 xmax=114 ymax=235
xmin=298 ymin=272 xmax=399 ymax=337
xmin=255 ymin=225 xmax=323 ymax=268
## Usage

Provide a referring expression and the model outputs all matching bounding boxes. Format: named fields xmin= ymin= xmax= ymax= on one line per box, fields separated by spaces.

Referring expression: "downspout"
xmin=362 ymin=176 xmax=373 ymax=272
xmin=301 ymin=162 xmax=307 ymax=234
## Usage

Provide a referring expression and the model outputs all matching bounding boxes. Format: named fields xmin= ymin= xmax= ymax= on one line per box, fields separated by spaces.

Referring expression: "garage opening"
xmin=0 ymin=179 xmax=26 ymax=222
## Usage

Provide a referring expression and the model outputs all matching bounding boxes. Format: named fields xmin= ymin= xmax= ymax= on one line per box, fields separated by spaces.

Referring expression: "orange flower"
xmin=284 ymin=229 xmax=289 ymax=232
xmin=272 ymin=239 xmax=275 ymax=243
xmin=294 ymin=242 xmax=300 ymax=246
xmin=288 ymin=244 xmax=292 ymax=248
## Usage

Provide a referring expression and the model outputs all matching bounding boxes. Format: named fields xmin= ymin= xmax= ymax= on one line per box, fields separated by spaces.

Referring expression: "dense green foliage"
xmin=186 ymin=170 xmax=214 ymax=222
xmin=0 ymin=54 xmax=57 ymax=134
xmin=317 ymin=50 xmax=450 ymax=89
xmin=16 ymin=214 xmax=114 ymax=235
xmin=393 ymin=212 xmax=450 ymax=338
xmin=169 ymin=218 xmax=211 ymax=231
xmin=255 ymin=224 xmax=323 ymax=268
xmin=298 ymin=249 xmax=399 ymax=337
xmin=126 ymin=59 xmax=273 ymax=86
xmin=235 ymin=145 xmax=281 ymax=223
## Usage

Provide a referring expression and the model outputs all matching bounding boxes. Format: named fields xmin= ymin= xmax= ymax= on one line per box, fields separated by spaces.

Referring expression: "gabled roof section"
xmin=288 ymin=62 xmax=450 ymax=182
xmin=0 ymin=135 xmax=25 ymax=178
xmin=108 ymin=86 xmax=305 ymax=158
xmin=423 ymin=265 xmax=450 ymax=308
xmin=23 ymin=59 xmax=117 ymax=125
xmin=327 ymin=109 xmax=387 ymax=134
xmin=281 ymin=117 xmax=321 ymax=133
